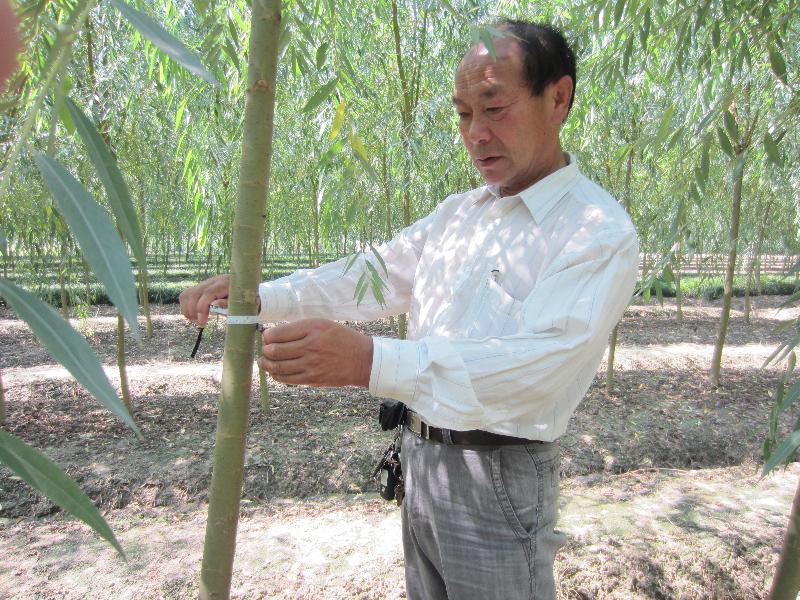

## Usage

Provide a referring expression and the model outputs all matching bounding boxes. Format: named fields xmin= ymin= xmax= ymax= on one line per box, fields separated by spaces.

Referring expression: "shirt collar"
xmin=486 ymin=153 xmax=580 ymax=224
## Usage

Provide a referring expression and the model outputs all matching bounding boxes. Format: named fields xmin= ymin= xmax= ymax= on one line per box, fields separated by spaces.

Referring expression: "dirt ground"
xmin=0 ymin=295 xmax=798 ymax=599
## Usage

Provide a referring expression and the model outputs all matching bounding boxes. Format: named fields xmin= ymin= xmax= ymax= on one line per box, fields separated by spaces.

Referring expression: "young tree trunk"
xmin=0 ymin=369 xmax=6 ymax=426
xmin=744 ymin=249 xmax=754 ymax=324
xmin=59 ymin=238 xmax=69 ymax=319
xmin=606 ymin=146 xmax=634 ymax=393
xmin=710 ymin=151 xmax=746 ymax=387
xmin=83 ymin=257 xmax=92 ymax=305
xmin=768 ymin=476 xmax=800 ymax=600
xmin=198 ymin=2 xmax=281 ymax=597
xmin=390 ymin=0 xmax=426 ymax=342
xmin=674 ymin=244 xmax=683 ymax=322
xmin=138 ymin=265 xmax=153 ymax=338
xmin=116 ymin=312 xmax=133 ymax=413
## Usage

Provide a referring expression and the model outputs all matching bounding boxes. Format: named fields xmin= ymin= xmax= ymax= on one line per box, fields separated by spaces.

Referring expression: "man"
xmin=181 ymin=20 xmax=638 ymax=600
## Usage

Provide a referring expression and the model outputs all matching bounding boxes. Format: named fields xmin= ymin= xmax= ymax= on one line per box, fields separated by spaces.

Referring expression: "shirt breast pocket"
xmin=466 ymin=271 xmax=523 ymax=339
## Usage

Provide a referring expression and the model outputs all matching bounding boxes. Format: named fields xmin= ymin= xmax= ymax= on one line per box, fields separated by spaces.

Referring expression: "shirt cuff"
xmin=368 ymin=336 xmax=420 ymax=402
xmin=257 ymin=282 xmax=296 ymax=322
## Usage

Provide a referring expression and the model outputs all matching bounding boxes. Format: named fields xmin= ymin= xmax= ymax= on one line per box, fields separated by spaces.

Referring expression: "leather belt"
xmin=404 ymin=409 xmax=541 ymax=446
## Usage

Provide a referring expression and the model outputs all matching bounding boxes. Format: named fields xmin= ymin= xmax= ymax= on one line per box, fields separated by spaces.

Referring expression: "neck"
xmin=500 ymin=150 xmax=568 ymax=196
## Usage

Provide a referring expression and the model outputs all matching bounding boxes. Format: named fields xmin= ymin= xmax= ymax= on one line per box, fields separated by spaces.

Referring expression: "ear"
xmin=550 ymin=74 xmax=574 ymax=124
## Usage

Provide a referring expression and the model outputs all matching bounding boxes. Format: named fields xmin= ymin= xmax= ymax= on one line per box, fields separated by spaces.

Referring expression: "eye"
xmin=457 ymin=111 xmax=470 ymax=120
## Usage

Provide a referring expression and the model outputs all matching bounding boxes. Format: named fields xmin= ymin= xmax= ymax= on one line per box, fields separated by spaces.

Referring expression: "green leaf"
xmin=723 ymin=110 xmax=738 ymax=143
xmin=33 ymin=153 xmax=140 ymax=340
xmin=0 ymin=280 xmax=140 ymax=436
xmin=174 ymin=98 xmax=187 ymax=134
xmin=763 ymin=429 xmax=800 ymax=475
xmin=110 ymin=0 xmax=220 ymax=87
xmin=329 ymin=100 xmax=346 ymax=141
xmin=0 ymin=429 xmax=124 ymax=556
xmin=303 ymin=77 xmax=339 ymax=113
xmin=768 ymin=45 xmax=788 ymax=85
xmin=717 ymin=126 xmax=734 ymax=158
xmin=315 ymin=42 xmax=329 ymax=69
xmin=477 ymin=27 xmax=497 ymax=60
xmin=278 ymin=23 xmax=292 ymax=60
xmin=354 ymin=271 xmax=368 ymax=305
xmin=65 ymin=98 xmax=147 ymax=269
xmin=711 ymin=21 xmax=720 ymax=49
xmin=58 ymin=99 xmax=76 ymax=135
xmin=782 ymin=377 xmax=800 ymax=414
xmin=0 ymin=230 xmax=6 ymax=256
xmin=662 ymin=264 xmax=674 ymax=286
xmin=366 ymin=261 xmax=387 ymax=307
xmin=341 ymin=251 xmax=360 ymax=275
xmin=653 ymin=105 xmax=675 ymax=147
xmin=369 ymin=243 xmax=389 ymax=276
xmin=764 ymin=132 xmax=782 ymax=167
xmin=639 ymin=8 xmax=651 ymax=48
xmin=613 ymin=0 xmax=626 ymax=24
xmin=349 ymin=131 xmax=369 ymax=162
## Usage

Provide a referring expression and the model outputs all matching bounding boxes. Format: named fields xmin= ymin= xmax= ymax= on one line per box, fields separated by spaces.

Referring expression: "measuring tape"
xmin=191 ymin=305 xmax=262 ymax=358
xmin=209 ymin=305 xmax=261 ymax=325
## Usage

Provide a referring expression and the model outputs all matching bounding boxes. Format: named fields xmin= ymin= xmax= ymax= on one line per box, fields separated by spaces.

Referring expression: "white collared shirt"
xmin=258 ymin=157 xmax=639 ymax=441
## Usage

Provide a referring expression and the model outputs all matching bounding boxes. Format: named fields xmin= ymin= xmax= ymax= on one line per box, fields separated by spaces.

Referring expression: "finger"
xmin=196 ymin=288 xmax=228 ymax=327
xmin=261 ymin=321 xmax=313 ymax=345
xmin=261 ymin=338 xmax=306 ymax=361
xmin=179 ymin=288 xmax=198 ymax=322
xmin=258 ymin=356 xmax=305 ymax=377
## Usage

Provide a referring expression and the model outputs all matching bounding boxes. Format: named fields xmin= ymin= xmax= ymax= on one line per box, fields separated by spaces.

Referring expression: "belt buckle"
xmin=407 ymin=411 xmax=431 ymax=440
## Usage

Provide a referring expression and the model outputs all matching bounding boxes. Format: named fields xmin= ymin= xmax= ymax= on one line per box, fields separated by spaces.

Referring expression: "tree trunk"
xmin=606 ymin=145 xmax=634 ymax=393
xmin=138 ymin=265 xmax=153 ymax=338
xmin=710 ymin=151 xmax=746 ymax=387
xmin=116 ymin=312 xmax=133 ymax=413
xmin=768 ymin=476 xmax=800 ymax=600
xmin=0 ymin=369 xmax=5 ymax=426
xmin=59 ymin=238 xmax=69 ymax=319
xmin=198 ymin=2 xmax=281 ymax=597
xmin=744 ymin=249 xmax=754 ymax=324
xmin=674 ymin=243 xmax=683 ymax=322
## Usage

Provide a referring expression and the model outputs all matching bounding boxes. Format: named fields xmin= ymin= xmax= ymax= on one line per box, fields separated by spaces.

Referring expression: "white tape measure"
xmin=209 ymin=305 xmax=261 ymax=325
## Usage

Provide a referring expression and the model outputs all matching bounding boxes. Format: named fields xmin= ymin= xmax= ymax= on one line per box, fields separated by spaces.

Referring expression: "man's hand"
xmin=258 ymin=318 xmax=373 ymax=388
xmin=179 ymin=274 xmax=231 ymax=327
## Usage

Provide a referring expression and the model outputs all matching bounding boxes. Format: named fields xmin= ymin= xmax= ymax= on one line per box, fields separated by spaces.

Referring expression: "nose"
xmin=465 ymin=114 xmax=490 ymax=146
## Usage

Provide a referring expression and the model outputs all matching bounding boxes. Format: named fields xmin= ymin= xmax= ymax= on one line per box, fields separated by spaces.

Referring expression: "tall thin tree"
xmin=199 ymin=0 xmax=281 ymax=597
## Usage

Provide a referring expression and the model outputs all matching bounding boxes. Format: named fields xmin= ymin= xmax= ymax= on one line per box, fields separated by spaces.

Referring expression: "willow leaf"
xmin=763 ymin=429 xmax=800 ymax=475
xmin=0 ymin=280 xmax=140 ymax=436
xmin=33 ymin=153 xmax=140 ymax=340
xmin=764 ymin=132 xmax=782 ymax=167
xmin=66 ymin=98 xmax=146 ymax=268
xmin=0 ymin=429 xmax=124 ymax=556
xmin=303 ymin=77 xmax=339 ymax=113
xmin=110 ymin=0 xmax=220 ymax=87
xmin=768 ymin=45 xmax=788 ymax=85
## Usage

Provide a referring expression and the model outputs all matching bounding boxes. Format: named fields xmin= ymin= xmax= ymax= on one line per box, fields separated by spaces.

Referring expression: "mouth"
xmin=475 ymin=155 xmax=502 ymax=167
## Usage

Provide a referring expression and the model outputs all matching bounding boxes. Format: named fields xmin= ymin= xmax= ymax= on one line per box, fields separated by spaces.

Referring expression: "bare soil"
xmin=0 ymin=295 xmax=798 ymax=599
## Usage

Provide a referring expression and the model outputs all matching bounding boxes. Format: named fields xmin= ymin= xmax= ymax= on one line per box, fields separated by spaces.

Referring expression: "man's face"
xmin=453 ymin=36 xmax=566 ymax=195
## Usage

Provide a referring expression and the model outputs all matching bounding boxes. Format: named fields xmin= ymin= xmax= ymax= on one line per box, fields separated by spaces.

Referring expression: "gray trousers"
xmin=399 ymin=427 xmax=565 ymax=600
